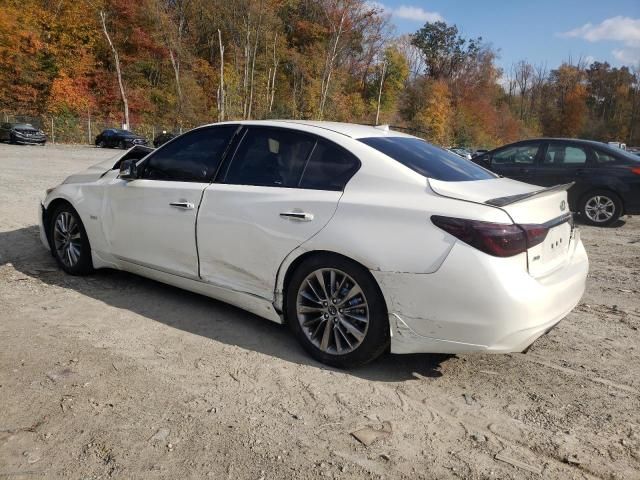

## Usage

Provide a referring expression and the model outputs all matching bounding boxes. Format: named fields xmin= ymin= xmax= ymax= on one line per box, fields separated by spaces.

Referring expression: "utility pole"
xmin=375 ymin=59 xmax=387 ymax=125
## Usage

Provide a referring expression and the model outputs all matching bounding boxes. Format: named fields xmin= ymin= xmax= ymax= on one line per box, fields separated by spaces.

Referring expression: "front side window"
xmin=543 ymin=144 xmax=587 ymax=166
xmin=141 ymin=125 xmax=237 ymax=182
xmin=223 ymin=127 xmax=315 ymax=187
xmin=493 ymin=144 xmax=539 ymax=165
xmin=359 ymin=137 xmax=495 ymax=181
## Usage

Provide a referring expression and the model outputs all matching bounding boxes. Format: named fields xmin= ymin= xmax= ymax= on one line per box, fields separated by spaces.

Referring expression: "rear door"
xmin=488 ymin=142 xmax=542 ymax=183
xmin=197 ymin=126 xmax=360 ymax=299
xmin=536 ymin=141 xmax=592 ymax=206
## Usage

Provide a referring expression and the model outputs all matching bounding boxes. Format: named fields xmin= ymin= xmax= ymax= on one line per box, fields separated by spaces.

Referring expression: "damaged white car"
xmin=39 ymin=121 xmax=588 ymax=368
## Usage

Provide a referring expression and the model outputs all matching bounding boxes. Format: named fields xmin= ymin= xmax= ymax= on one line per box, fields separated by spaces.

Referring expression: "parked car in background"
xmin=472 ymin=149 xmax=488 ymax=158
xmin=40 ymin=121 xmax=587 ymax=368
xmin=0 ymin=122 xmax=46 ymax=145
xmin=153 ymin=130 xmax=178 ymax=147
xmin=448 ymin=147 xmax=472 ymax=160
xmin=608 ymin=141 xmax=626 ymax=150
xmin=95 ymin=129 xmax=148 ymax=149
xmin=472 ymin=138 xmax=640 ymax=226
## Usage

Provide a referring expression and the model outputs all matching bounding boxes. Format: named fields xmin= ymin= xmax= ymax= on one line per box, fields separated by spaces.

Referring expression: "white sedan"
xmin=39 ymin=121 xmax=588 ymax=368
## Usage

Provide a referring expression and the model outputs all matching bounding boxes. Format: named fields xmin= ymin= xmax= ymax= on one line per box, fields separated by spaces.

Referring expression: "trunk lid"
xmin=429 ymin=177 xmax=575 ymax=278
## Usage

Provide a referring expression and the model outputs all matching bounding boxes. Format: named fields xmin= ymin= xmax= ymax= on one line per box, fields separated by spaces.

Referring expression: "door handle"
xmin=169 ymin=201 xmax=195 ymax=210
xmin=280 ymin=211 xmax=314 ymax=221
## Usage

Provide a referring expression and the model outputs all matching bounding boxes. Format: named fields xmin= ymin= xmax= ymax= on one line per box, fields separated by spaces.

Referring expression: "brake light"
xmin=520 ymin=224 xmax=549 ymax=248
xmin=631 ymin=167 xmax=640 ymax=175
xmin=431 ymin=216 xmax=549 ymax=257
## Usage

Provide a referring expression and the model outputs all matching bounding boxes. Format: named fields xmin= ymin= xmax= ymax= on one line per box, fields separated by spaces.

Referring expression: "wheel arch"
xmin=275 ymin=249 xmax=388 ymax=325
xmin=43 ymin=197 xmax=76 ymax=249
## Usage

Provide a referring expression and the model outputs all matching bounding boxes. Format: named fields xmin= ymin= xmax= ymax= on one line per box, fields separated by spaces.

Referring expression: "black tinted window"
xmin=359 ymin=137 xmax=495 ymax=181
xmin=224 ymin=128 xmax=315 ymax=187
xmin=299 ymin=140 xmax=360 ymax=190
xmin=543 ymin=144 xmax=587 ymax=166
xmin=142 ymin=125 xmax=236 ymax=182
xmin=493 ymin=144 xmax=539 ymax=165
xmin=594 ymin=146 xmax=639 ymax=165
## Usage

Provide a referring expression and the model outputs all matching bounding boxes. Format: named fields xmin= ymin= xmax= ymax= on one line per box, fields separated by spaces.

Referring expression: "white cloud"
xmin=368 ymin=2 xmax=443 ymax=23
xmin=559 ymin=16 xmax=640 ymax=66
xmin=393 ymin=6 xmax=443 ymax=23
xmin=613 ymin=48 xmax=640 ymax=66
xmin=560 ymin=16 xmax=640 ymax=45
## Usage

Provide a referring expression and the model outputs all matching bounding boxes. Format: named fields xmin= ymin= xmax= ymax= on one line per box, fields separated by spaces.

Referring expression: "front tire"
xmin=286 ymin=254 xmax=389 ymax=368
xmin=96 ymin=140 xmax=105 ymax=148
xmin=118 ymin=140 xmax=126 ymax=149
xmin=579 ymin=190 xmax=622 ymax=227
xmin=49 ymin=204 xmax=94 ymax=275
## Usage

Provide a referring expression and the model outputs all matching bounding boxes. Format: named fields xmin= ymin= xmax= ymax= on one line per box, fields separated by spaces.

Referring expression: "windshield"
xmin=115 ymin=129 xmax=136 ymax=136
xmin=360 ymin=137 xmax=496 ymax=181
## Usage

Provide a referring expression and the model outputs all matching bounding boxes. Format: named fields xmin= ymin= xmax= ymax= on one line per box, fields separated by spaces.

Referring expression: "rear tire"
xmin=49 ymin=204 xmax=94 ymax=275
xmin=579 ymin=190 xmax=622 ymax=227
xmin=286 ymin=254 xmax=389 ymax=368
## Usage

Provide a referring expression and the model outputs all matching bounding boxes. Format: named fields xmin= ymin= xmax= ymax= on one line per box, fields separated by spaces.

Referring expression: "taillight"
xmin=431 ymin=216 xmax=548 ymax=257
xmin=519 ymin=224 xmax=549 ymax=248
xmin=631 ymin=167 xmax=640 ymax=175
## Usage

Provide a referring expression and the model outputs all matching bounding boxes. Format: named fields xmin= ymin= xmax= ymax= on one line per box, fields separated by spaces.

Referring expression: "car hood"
xmin=61 ymin=146 xmax=153 ymax=185
xmin=62 ymin=155 xmax=121 ymax=184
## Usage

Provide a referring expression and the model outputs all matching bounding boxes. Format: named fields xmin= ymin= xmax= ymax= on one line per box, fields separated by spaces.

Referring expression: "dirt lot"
xmin=0 ymin=143 xmax=639 ymax=479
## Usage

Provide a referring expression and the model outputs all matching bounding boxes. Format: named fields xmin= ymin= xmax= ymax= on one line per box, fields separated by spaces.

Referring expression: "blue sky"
xmin=375 ymin=0 xmax=640 ymax=71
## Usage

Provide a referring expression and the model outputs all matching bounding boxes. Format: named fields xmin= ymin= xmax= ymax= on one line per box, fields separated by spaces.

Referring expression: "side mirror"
xmin=119 ymin=159 xmax=138 ymax=180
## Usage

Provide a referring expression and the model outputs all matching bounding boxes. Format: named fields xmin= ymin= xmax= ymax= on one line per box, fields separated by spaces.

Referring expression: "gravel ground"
xmin=0 ymin=143 xmax=639 ymax=479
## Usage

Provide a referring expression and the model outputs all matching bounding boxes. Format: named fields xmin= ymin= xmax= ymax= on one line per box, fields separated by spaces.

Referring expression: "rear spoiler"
xmin=485 ymin=182 xmax=574 ymax=207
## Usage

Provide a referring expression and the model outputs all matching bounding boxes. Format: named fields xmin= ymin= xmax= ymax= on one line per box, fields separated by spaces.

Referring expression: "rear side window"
xmin=224 ymin=127 xmax=315 ymax=187
xmin=359 ymin=137 xmax=495 ymax=181
xmin=543 ymin=144 xmax=587 ymax=166
xmin=299 ymin=140 xmax=360 ymax=191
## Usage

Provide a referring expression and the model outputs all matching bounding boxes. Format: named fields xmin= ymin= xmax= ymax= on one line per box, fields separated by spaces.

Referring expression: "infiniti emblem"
xmin=560 ymin=200 xmax=566 ymax=211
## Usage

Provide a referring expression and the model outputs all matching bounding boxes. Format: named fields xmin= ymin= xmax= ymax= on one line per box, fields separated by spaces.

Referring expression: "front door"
xmin=102 ymin=124 xmax=238 ymax=278
xmin=198 ymin=126 xmax=360 ymax=300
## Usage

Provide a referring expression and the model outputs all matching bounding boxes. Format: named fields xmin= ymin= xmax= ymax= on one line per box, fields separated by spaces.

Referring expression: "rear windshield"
xmin=359 ymin=137 xmax=496 ymax=181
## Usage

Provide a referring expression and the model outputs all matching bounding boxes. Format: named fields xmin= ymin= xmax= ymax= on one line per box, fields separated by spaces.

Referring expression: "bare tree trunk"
xmin=319 ymin=11 xmax=346 ymax=119
xmin=168 ymin=49 xmax=183 ymax=126
xmin=247 ymin=0 xmax=264 ymax=120
xmin=100 ymin=10 xmax=129 ymax=129
xmin=217 ymin=29 xmax=225 ymax=122
xmin=242 ymin=15 xmax=251 ymax=119
xmin=375 ymin=59 xmax=387 ymax=125
xmin=269 ymin=33 xmax=278 ymax=113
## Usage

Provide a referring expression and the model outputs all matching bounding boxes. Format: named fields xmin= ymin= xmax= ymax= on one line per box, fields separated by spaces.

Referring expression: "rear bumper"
xmin=374 ymin=236 xmax=588 ymax=354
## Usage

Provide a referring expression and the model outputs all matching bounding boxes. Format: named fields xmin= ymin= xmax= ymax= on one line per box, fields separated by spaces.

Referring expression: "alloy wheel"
xmin=296 ymin=268 xmax=369 ymax=355
xmin=584 ymin=195 xmax=615 ymax=223
xmin=53 ymin=211 xmax=82 ymax=268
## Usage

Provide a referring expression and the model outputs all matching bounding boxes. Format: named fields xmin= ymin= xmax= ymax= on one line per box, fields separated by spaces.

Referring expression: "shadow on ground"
xmin=0 ymin=225 xmax=451 ymax=382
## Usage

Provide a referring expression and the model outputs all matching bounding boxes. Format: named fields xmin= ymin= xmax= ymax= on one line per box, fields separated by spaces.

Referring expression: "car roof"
xmin=208 ymin=120 xmax=415 ymax=140
xmin=484 ymin=137 xmax=628 ymax=154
